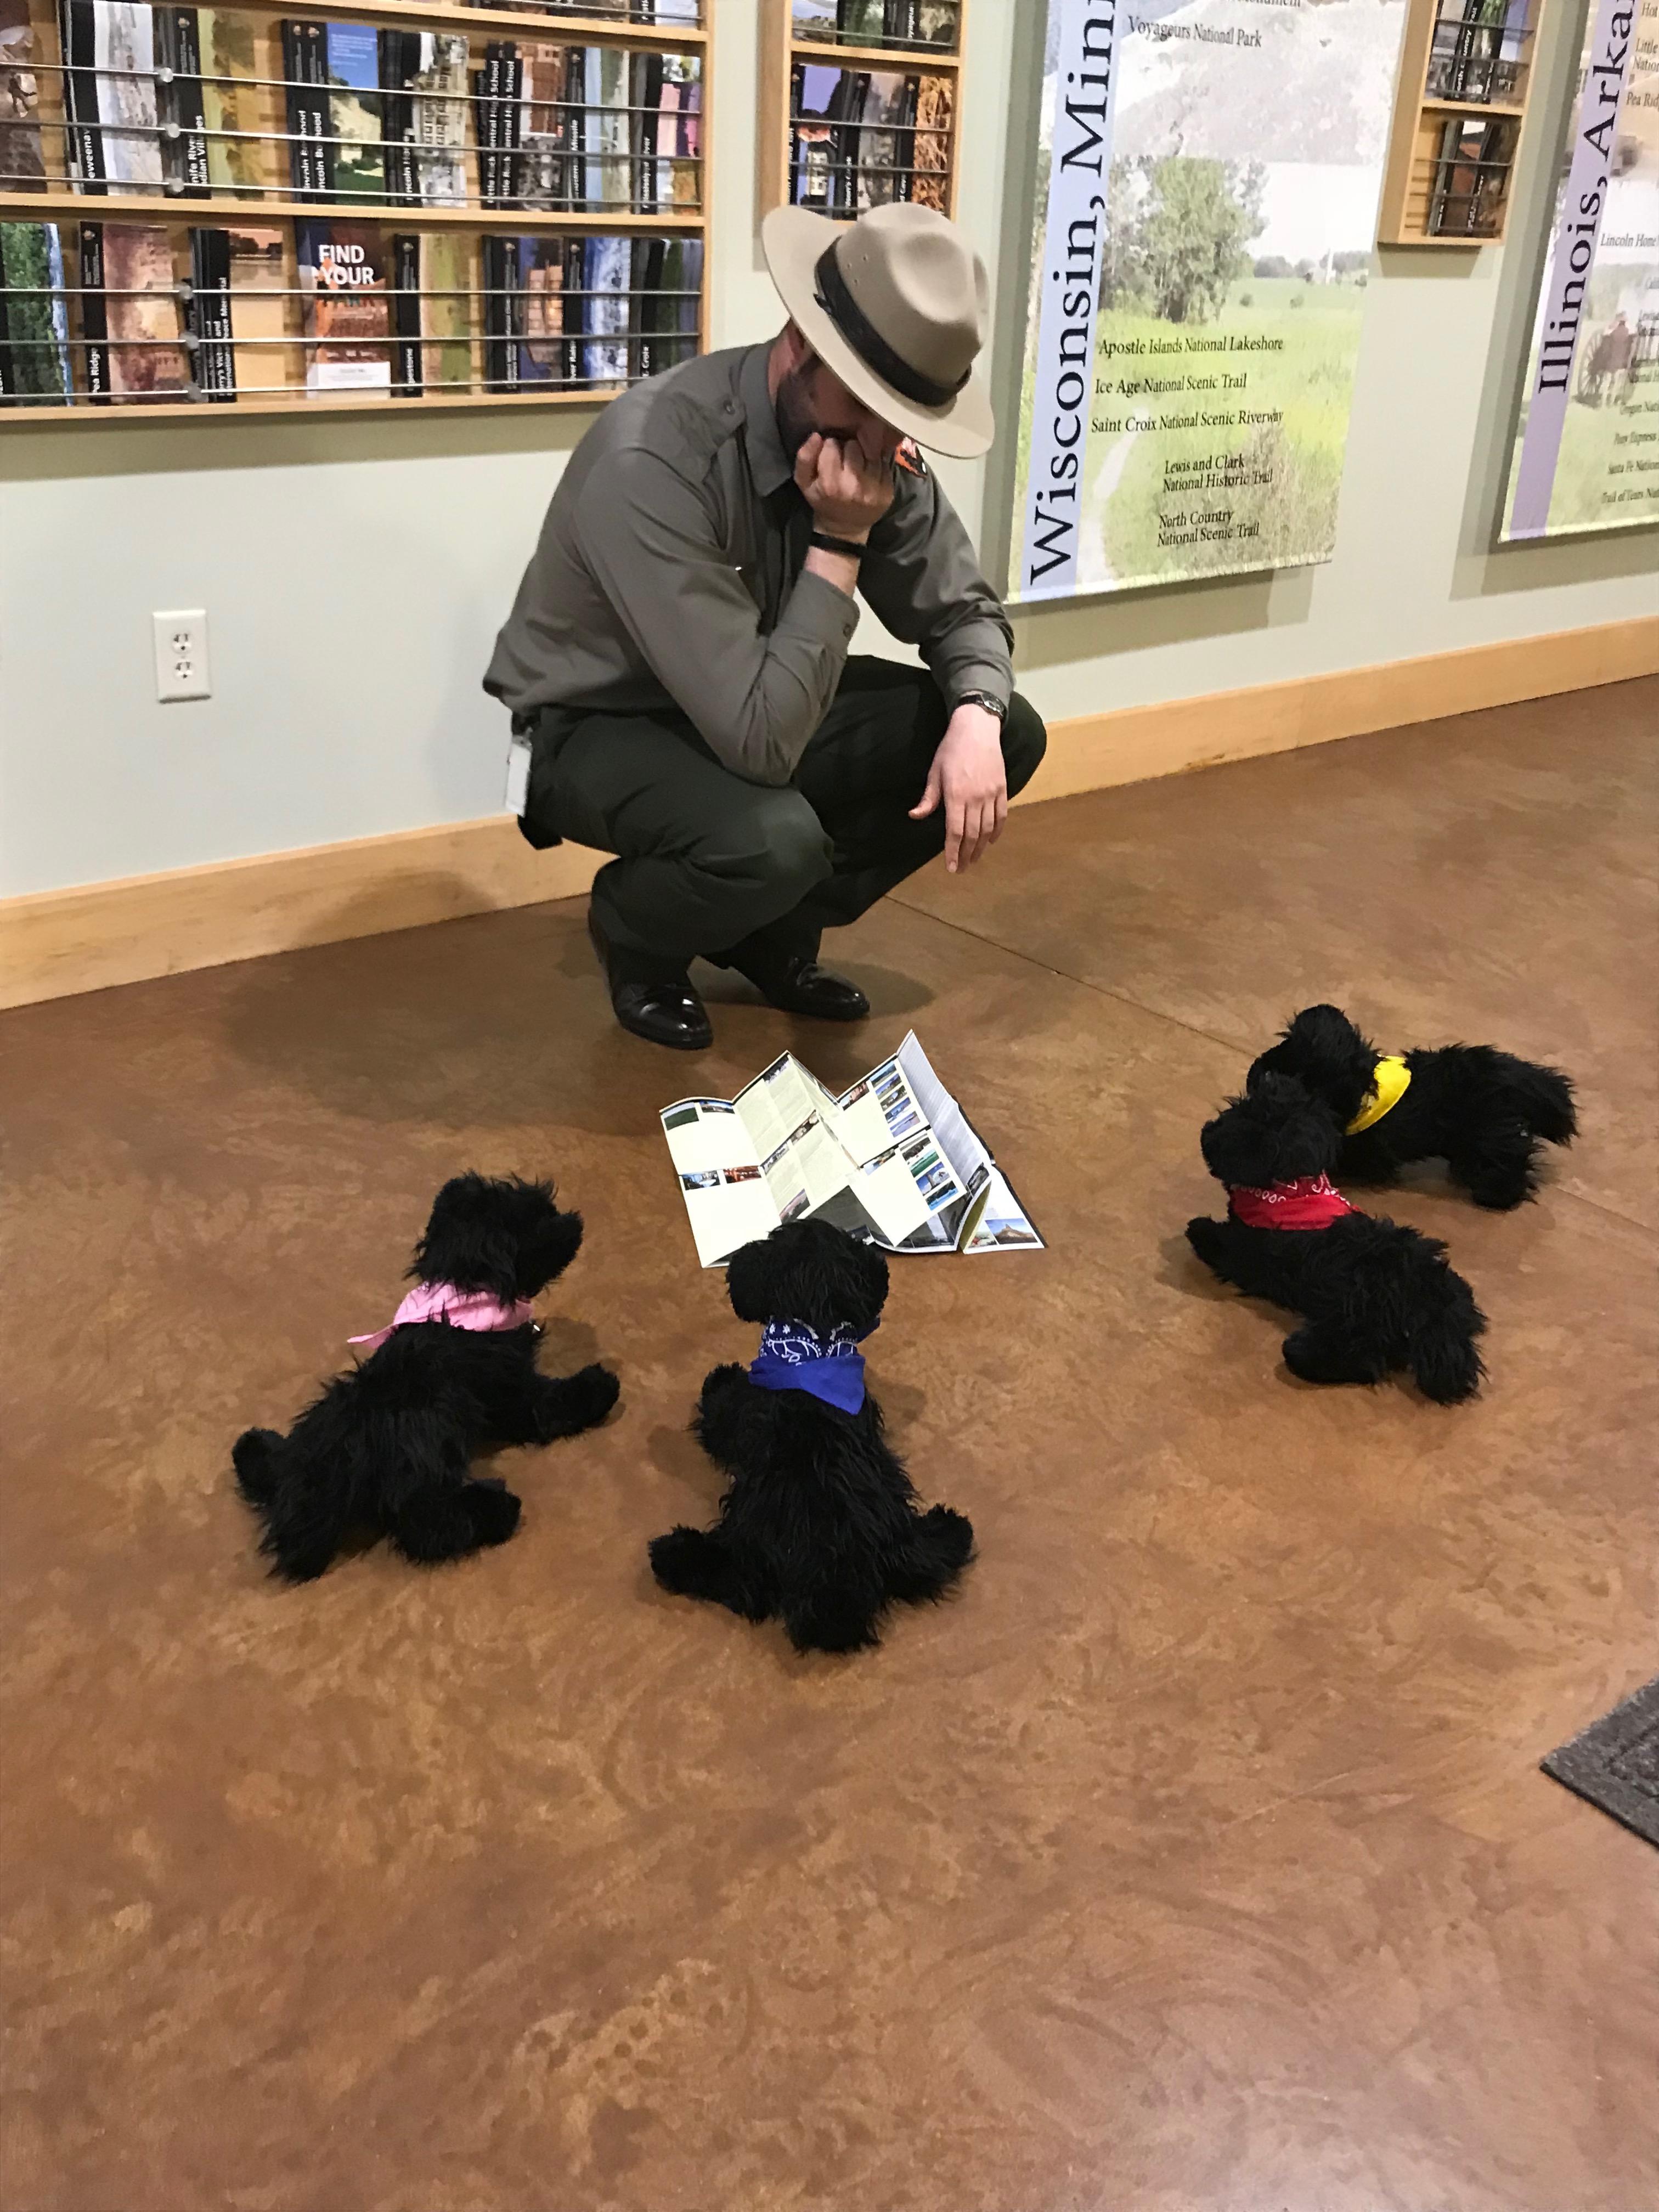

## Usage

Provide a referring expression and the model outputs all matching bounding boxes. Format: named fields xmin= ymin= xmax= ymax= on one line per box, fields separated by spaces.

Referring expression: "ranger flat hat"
xmin=761 ymin=201 xmax=995 ymax=459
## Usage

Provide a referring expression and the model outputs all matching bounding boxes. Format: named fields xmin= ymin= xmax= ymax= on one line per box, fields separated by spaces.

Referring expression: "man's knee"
xmin=1002 ymin=693 xmax=1048 ymax=799
xmin=715 ymin=789 xmax=833 ymax=904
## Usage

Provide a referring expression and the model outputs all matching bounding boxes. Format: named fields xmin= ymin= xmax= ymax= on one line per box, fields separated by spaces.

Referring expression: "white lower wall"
xmin=1 ymin=0 xmax=1652 ymax=900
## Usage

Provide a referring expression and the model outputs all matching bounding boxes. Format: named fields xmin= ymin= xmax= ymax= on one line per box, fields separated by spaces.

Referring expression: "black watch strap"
xmin=808 ymin=530 xmax=868 ymax=560
xmin=955 ymin=689 xmax=1008 ymax=723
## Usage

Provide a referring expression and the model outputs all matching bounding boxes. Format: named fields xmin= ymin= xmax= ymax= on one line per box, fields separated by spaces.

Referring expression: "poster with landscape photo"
xmin=1498 ymin=0 xmax=1659 ymax=539
xmin=1007 ymin=0 xmax=1406 ymax=600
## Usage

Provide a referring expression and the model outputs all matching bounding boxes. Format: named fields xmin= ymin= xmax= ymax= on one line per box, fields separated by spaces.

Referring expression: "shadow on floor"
xmin=214 ymin=895 xmax=936 ymax=1137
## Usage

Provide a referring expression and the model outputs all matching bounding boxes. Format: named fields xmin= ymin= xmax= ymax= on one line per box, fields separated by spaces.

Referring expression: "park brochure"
xmin=1011 ymin=0 xmax=1407 ymax=601
xmin=1499 ymin=0 xmax=1659 ymax=539
xmin=660 ymin=1032 xmax=1045 ymax=1269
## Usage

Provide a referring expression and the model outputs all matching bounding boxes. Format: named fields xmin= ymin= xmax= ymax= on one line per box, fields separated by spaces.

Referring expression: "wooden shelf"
xmin=757 ymin=0 xmax=966 ymax=222
xmin=1421 ymin=94 xmax=1525 ymax=117
xmin=1 ymin=383 xmax=628 ymax=425
xmin=178 ymin=0 xmax=706 ymax=44
xmin=1 ymin=190 xmax=704 ymax=232
xmin=789 ymin=36 xmax=958 ymax=70
xmin=1377 ymin=0 xmax=1544 ymax=246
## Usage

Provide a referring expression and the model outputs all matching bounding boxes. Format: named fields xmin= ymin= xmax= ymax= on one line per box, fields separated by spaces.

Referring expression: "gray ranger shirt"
xmin=484 ymin=340 xmax=1015 ymax=788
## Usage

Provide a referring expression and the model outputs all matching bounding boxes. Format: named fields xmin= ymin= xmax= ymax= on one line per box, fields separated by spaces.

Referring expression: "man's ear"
xmin=780 ymin=319 xmax=812 ymax=370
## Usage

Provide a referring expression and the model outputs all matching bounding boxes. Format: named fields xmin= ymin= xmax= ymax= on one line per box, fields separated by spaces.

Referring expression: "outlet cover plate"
xmin=153 ymin=609 xmax=210 ymax=702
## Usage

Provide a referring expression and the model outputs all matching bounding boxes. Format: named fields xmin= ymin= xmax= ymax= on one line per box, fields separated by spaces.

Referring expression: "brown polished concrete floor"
xmin=3 ymin=680 xmax=1655 ymax=2212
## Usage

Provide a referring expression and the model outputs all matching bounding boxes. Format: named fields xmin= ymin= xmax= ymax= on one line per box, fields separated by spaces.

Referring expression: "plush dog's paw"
xmin=464 ymin=1483 xmax=523 ymax=1547
xmin=1186 ymin=1215 xmax=1226 ymax=1265
xmin=699 ymin=1361 xmax=748 ymax=1402
xmin=648 ymin=1525 xmax=708 ymax=1593
xmin=557 ymin=1362 xmax=620 ymax=1433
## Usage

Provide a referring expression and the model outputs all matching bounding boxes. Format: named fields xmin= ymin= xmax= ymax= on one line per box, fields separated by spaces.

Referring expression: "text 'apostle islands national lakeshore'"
xmin=1099 ymin=332 xmax=1288 ymax=546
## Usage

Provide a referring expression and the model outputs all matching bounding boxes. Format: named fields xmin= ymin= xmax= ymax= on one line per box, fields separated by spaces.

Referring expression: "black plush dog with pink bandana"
xmin=234 ymin=1175 xmax=618 ymax=1581
xmin=1187 ymin=1075 xmax=1487 ymax=1403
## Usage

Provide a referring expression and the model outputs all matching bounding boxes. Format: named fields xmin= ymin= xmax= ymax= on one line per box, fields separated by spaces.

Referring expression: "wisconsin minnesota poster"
xmin=1009 ymin=0 xmax=1407 ymax=600
xmin=1500 ymin=0 xmax=1658 ymax=540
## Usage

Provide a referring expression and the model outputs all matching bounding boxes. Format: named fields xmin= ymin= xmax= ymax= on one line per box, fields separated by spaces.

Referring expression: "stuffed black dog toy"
xmin=1187 ymin=1073 xmax=1487 ymax=1403
xmin=649 ymin=1218 xmax=974 ymax=1654
xmin=234 ymin=1174 xmax=618 ymax=1580
xmin=1249 ymin=1003 xmax=1576 ymax=1211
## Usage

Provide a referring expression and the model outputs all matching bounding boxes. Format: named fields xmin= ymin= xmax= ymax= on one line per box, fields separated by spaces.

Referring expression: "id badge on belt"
xmin=504 ymin=733 xmax=532 ymax=816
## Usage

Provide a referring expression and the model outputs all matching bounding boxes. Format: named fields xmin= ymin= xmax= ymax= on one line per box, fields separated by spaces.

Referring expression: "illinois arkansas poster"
xmin=1008 ymin=0 xmax=1407 ymax=600
xmin=1500 ymin=0 xmax=1658 ymax=540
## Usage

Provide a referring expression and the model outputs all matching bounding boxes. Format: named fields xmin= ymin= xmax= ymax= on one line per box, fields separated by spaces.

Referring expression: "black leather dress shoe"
xmin=588 ymin=909 xmax=712 ymax=1051
xmin=736 ymin=952 xmax=870 ymax=1022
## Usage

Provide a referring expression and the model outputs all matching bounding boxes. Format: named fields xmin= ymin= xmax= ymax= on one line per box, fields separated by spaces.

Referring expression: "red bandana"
xmin=1227 ymin=1173 xmax=1356 ymax=1232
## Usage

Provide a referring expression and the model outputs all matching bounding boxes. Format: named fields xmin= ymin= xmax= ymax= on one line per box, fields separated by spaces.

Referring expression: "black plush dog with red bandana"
xmin=1248 ymin=1004 xmax=1576 ymax=1211
xmin=1187 ymin=1074 xmax=1487 ymax=1403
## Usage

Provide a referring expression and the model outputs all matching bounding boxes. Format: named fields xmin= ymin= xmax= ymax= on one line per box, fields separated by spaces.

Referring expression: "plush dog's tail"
xmin=1500 ymin=1054 xmax=1577 ymax=1147
xmin=1406 ymin=1243 xmax=1488 ymax=1406
xmin=232 ymin=1426 xmax=284 ymax=1506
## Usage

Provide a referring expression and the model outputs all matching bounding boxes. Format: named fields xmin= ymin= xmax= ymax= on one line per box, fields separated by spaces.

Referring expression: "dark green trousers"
xmin=521 ymin=658 xmax=1048 ymax=970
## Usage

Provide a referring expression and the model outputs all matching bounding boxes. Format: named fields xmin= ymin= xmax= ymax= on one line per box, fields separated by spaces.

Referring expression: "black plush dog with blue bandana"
xmin=648 ymin=1218 xmax=974 ymax=1654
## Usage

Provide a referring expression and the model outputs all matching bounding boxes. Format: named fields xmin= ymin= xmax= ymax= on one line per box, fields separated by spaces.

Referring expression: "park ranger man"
xmin=486 ymin=200 xmax=1046 ymax=1051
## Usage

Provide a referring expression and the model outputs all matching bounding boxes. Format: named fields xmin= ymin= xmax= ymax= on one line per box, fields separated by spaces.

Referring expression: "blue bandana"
xmin=748 ymin=1318 xmax=877 ymax=1414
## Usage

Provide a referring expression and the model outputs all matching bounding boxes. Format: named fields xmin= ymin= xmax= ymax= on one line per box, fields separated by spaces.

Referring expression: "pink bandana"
xmin=1228 ymin=1173 xmax=1356 ymax=1232
xmin=348 ymin=1280 xmax=534 ymax=1353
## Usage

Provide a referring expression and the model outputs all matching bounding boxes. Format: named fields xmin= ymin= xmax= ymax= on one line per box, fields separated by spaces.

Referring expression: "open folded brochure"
xmin=660 ymin=1031 xmax=1045 ymax=1269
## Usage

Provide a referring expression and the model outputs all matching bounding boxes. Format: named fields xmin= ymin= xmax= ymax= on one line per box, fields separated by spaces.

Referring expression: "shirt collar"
xmin=739 ymin=341 xmax=794 ymax=499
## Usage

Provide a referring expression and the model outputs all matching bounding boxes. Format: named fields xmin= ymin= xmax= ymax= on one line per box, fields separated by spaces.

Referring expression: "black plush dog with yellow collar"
xmin=1249 ymin=1005 xmax=1576 ymax=1211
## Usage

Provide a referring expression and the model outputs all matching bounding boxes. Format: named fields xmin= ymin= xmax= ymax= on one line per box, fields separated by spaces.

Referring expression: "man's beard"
xmin=775 ymin=362 xmax=821 ymax=464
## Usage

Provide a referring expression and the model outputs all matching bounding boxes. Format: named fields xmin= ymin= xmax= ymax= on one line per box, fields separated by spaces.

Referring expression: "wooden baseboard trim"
xmin=3 ymin=617 xmax=1653 ymax=1012
xmin=1019 ymin=615 xmax=1659 ymax=804
xmin=0 ymin=820 xmax=608 ymax=1012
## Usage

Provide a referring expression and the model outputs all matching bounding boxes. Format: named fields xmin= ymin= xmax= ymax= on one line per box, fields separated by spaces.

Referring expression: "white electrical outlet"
xmin=153 ymin=609 xmax=211 ymax=702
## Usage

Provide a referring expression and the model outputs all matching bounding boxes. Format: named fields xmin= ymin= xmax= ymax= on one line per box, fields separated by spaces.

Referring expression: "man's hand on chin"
xmin=910 ymin=701 xmax=1008 ymax=873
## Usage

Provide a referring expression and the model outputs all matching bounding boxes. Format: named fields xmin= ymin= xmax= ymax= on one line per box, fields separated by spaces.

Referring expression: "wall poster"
xmin=1006 ymin=0 xmax=1407 ymax=602
xmin=1500 ymin=0 xmax=1659 ymax=539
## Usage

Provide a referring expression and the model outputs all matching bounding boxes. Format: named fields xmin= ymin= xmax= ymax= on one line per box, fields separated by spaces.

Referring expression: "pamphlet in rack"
xmin=661 ymin=1030 xmax=1044 ymax=1269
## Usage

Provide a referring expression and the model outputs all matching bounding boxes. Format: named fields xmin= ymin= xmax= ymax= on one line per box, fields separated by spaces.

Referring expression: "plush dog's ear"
xmin=1200 ymin=1073 xmax=1343 ymax=1188
xmin=1248 ymin=1003 xmax=1378 ymax=1125
xmin=505 ymin=1176 xmax=585 ymax=1296
xmin=724 ymin=1233 xmax=782 ymax=1324
xmin=725 ymin=1220 xmax=889 ymax=1338
xmin=827 ymin=1232 xmax=889 ymax=1336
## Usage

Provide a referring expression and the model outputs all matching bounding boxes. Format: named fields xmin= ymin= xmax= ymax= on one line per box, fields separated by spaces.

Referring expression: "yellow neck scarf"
xmin=1345 ymin=1054 xmax=1412 ymax=1135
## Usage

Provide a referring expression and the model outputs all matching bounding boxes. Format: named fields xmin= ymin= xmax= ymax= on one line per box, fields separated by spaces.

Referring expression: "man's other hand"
xmin=795 ymin=431 xmax=895 ymax=544
xmin=910 ymin=701 xmax=1008 ymax=873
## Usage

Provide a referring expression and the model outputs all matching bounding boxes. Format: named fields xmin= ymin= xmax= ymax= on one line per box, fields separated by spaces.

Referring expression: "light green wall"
xmin=1 ymin=0 xmax=1652 ymax=898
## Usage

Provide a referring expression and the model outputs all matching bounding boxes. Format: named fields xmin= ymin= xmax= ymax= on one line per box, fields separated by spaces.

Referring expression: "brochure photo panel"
xmin=1009 ymin=0 xmax=1407 ymax=601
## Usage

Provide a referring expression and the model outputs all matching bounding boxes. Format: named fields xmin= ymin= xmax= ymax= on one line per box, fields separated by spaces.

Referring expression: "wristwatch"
xmin=954 ymin=689 xmax=1008 ymax=723
xmin=808 ymin=530 xmax=869 ymax=560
